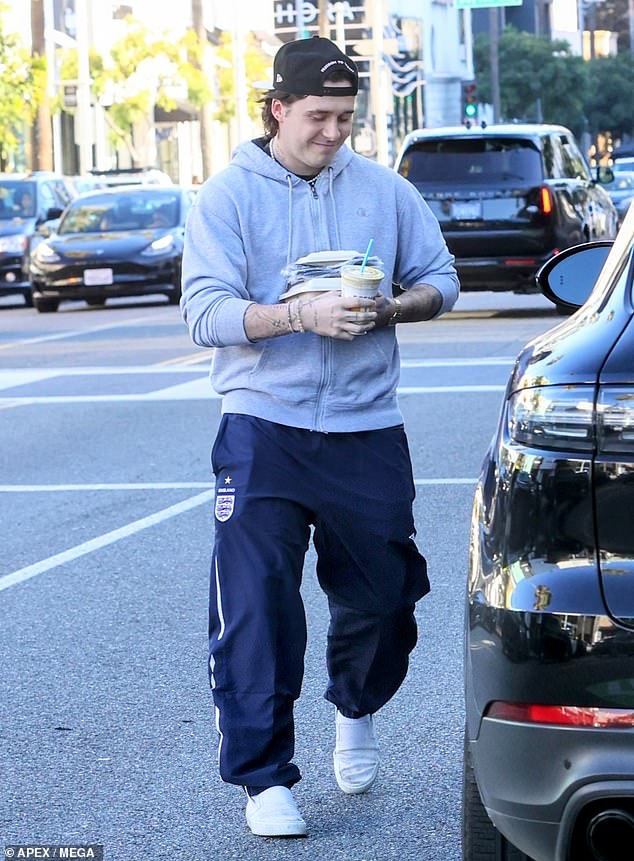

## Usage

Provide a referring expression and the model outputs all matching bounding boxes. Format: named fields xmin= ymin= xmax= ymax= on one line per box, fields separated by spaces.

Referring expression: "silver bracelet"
xmin=388 ymin=296 xmax=403 ymax=326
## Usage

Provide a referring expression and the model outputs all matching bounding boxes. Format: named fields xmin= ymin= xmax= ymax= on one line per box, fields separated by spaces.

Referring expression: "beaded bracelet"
xmin=289 ymin=300 xmax=305 ymax=333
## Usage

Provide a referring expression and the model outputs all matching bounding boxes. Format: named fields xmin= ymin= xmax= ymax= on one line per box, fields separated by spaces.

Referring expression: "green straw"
xmin=360 ymin=238 xmax=374 ymax=273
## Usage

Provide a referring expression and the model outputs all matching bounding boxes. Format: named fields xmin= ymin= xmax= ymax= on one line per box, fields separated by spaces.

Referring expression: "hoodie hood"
xmin=231 ymin=138 xmax=355 ymax=184
xmin=230 ymin=140 xmax=355 ymax=264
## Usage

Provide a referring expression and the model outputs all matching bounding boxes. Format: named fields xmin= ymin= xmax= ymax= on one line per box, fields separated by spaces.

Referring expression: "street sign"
xmin=456 ymin=0 xmax=523 ymax=7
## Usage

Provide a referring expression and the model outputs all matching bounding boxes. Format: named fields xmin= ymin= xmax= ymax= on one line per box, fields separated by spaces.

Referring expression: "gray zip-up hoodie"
xmin=181 ymin=140 xmax=459 ymax=432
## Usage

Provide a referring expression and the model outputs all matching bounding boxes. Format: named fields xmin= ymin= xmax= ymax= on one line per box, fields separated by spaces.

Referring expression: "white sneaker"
xmin=245 ymin=786 xmax=307 ymax=837
xmin=333 ymin=711 xmax=380 ymax=794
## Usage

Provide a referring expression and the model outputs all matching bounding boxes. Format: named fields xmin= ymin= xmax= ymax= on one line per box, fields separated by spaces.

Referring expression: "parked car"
xmin=603 ymin=171 xmax=634 ymax=226
xmin=0 ymin=172 xmax=75 ymax=306
xmin=87 ymin=167 xmax=173 ymax=187
xmin=394 ymin=124 xmax=618 ymax=294
xmin=65 ymin=175 xmax=109 ymax=196
xmin=29 ymin=185 xmax=192 ymax=312
xmin=464 ymin=202 xmax=634 ymax=860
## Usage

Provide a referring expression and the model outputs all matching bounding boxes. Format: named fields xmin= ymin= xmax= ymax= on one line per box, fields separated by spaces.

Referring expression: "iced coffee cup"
xmin=340 ymin=264 xmax=384 ymax=308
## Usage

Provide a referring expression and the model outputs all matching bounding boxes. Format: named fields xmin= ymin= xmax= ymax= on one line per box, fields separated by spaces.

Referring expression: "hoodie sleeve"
xmin=394 ymin=175 xmax=460 ymax=318
xmin=180 ymin=181 xmax=254 ymax=348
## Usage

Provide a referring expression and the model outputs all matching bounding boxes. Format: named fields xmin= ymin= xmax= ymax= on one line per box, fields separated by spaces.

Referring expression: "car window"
xmin=59 ymin=191 xmax=181 ymax=234
xmin=397 ymin=137 xmax=543 ymax=187
xmin=0 ymin=181 xmax=37 ymax=218
xmin=39 ymin=183 xmax=58 ymax=214
xmin=51 ymin=180 xmax=73 ymax=206
xmin=554 ymin=134 xmax=591 ymax=181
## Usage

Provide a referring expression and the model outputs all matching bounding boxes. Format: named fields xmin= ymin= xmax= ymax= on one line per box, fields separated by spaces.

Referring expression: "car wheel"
xmin=23 ymin=292 xmax=34 ymax=308
xmin=462 ymin=733 xmax=534 ymax=861
xmin=85 ymin=298 xmax=106 ymax=307
xmin=34 ymin=297 xmax=60 ymax=313
xmin=166 ymin=290 xmax=181 ymax=305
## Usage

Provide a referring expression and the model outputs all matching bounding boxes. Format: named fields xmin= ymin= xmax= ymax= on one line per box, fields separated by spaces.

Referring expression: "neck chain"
xmin=270 ymin=136 xmax=322 ymax=182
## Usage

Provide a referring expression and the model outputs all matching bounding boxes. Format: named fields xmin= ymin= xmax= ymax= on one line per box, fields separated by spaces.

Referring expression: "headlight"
xmin=507 ymin=386 xmax=595 ymax=452
xmin=141 ymin=234 xmax=175 ymax=256
xmin=0 ymin=234 xmax=27 ymax=254
xmin=34 ymin=242 xmax=61 ymax=263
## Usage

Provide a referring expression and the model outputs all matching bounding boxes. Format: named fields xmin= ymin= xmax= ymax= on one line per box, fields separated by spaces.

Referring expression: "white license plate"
xmin=84 ymin=268 xmax=113 ymax=286
xmin=452 ymin=202 xmax=482 ymax=220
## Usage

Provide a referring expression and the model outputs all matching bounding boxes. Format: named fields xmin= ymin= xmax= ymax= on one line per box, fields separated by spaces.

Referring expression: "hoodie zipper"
xmin=308 ymin=178 xmax=319 ymax=199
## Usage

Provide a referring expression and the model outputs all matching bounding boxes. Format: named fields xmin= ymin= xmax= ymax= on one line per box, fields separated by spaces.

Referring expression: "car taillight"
xmin=597 ymin=388 xmax=634 ymax=453
xmin=540 ymin=186 xmax=553 ymax=215
xmin=486 ymin=701 xmax=634 ymax=728
xmin=507 ymin=386 xmax=595 ymax=451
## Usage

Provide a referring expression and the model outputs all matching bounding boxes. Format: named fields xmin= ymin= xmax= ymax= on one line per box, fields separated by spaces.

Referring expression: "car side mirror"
xmin=45 ymin=206 xmax=64 ymax=221
xmin=596 ymin=165 xmax=614 ymax=184
xmin=36 ymin=219 xmax=60 ymax=238
xmin=536 ymin=241 xmax=613 ymax=310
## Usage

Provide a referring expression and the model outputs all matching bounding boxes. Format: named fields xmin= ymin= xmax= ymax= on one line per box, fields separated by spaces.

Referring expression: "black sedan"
xmin=29 ymin=186 xmax=192 ymax=312
xmin=464 ymin=203 xmax=634 ymax=860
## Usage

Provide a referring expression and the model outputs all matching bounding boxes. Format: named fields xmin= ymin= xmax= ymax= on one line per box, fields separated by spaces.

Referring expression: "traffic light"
xmin=462 ymin=82 xmax=477 ymax=124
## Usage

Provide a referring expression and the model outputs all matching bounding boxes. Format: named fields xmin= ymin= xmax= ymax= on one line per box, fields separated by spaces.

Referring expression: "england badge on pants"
xmin=215 ymin=493 xmax=235 ymax=522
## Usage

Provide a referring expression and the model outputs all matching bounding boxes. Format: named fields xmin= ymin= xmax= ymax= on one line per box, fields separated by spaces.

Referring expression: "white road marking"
xmin=0 ymin=358 xmax=488 ymax=590
xmin=0 ymin=383 xmax=505 ymax=405
xmin=0 ymin=312 xmax=168 ymax=351
xmin=0 ymin=370 xmax=59 ymax=390
xmin=400 ymin=357 xmax=514 ymax=367
xmin=0 ymin=479 xmax=478 ymax=591
xmin=0 ymin=482 xmax=213 ymax=491
xmin=0 ymin=359 xmax=510 ymax=403
xmin=0 ymin=489 xmax=215 ymax=592
xmin=0 ymin=478 xmax=477 ymax=493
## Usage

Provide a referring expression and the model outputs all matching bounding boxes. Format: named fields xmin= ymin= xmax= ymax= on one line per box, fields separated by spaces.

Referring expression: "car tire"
xmin=34 ymin=297 xmax=60 ymax=313
xmin=23 ymin=292 xmax=34 ymax=308
xmin=85 ymin=298 xmax=106 ymax=307
xmin=462 ymin=733 xmax=534 ymax=861
xmin=166 ymin=290 xmax=181 ymax=305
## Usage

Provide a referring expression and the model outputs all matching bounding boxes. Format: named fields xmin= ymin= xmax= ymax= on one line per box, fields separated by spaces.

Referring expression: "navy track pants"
xmin=208 ymin=414 xmax=429 ymax=788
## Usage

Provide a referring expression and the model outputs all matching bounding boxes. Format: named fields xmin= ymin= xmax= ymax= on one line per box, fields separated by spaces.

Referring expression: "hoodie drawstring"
xmin=280 ymin=166 xmax=341 ymax=263
xmin=283 ymin=173 xmax=294 ymax=265
xmin=327 ymin=167 xmax=342 ymax=249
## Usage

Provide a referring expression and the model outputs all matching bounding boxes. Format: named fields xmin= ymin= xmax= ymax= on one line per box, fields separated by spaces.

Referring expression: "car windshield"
xmin=0 ymin=181 xmax=36 ymax=219
xmin=58 ymin=191 xmax=180 ymax=234
xmin=398 ymin=137 xmax=543 ymax=187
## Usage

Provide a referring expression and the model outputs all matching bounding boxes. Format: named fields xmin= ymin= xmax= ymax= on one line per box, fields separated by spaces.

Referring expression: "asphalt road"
xmin=0 ymin=290 xmax=558 ymax=860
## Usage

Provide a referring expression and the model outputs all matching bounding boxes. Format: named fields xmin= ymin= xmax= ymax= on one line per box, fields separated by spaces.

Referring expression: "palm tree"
xmin=30 ymin=0 xmax=53 ymax=170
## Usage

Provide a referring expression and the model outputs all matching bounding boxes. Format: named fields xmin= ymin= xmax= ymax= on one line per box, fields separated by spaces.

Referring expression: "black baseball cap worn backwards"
xmin=272 ymin=36 xmax=359 ymax=97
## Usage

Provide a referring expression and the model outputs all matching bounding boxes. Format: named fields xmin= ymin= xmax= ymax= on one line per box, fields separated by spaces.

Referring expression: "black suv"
xmin=394 ymin=124 xmax=618 ymax=295
xmin=0 ymin=172 xmax=75 ymax=306
xmin=465 ymin=205 xmax=634 ymax=860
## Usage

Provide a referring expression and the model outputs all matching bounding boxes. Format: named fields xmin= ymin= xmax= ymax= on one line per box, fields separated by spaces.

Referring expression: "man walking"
xmin=181 ymin=35 xmax=459 ymax=837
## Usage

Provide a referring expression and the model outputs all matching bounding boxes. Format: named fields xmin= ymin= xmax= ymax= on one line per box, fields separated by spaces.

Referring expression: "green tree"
xmin=213 ymin=31 xmax=272 ymax=126
xmin=60 ymin=16 xmax=212 ymax=165
xmin=0 ymin=3 xmax=46 ymax=171
xmin=584 ymin=52 xmax=634 ymax=144
xmin=474 ymin=27 xmax=589 ymax=135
